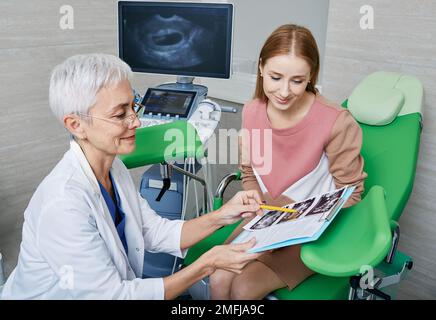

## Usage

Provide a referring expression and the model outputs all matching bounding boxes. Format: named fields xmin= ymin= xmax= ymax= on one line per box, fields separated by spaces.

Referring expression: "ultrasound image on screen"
xmin=120 ymin=3 xmax=232 ymax=78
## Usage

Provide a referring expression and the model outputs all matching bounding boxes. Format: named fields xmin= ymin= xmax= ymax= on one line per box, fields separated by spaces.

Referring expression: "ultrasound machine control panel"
xmin=140 ymin=87 xmax=199 ymax=120
xmin=137 ymin=86 xmax=224 ymax=143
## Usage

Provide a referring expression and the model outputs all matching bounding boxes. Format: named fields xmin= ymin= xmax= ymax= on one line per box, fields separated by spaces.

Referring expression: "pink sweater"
xmin=239 ymin=95 xmax=367 ymax=206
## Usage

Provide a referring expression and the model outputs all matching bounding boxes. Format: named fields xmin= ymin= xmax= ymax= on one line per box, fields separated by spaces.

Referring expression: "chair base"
xmin=275 ymin=250 xmax=412 ymax=301
xmin=186 ymin=251 xmax=413 ymax=300
xmin=349 ymin=250 xmax=413 ymax=300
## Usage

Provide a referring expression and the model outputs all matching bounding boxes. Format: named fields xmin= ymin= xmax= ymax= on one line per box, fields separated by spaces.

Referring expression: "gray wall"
xmin=1 ymin=0 xmax=435 ymax=299
xmin=0 ymin=0 xmax=120 ymax=277
xmin=231 ymin=0 xmax=329 ymax=79
xmin=324 ymin=0 xmax=436 ymax=299
xmin=202 ymin=0 xmax=330 ymax=103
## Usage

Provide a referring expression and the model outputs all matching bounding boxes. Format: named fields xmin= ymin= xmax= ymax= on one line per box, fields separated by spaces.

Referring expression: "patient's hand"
xmin=215 ymin=190 xmax=263 ymax=226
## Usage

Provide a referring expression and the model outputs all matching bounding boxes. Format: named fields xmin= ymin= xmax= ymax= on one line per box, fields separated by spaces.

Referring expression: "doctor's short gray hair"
xmin=49 ymin=53 xmax=133 ymax=123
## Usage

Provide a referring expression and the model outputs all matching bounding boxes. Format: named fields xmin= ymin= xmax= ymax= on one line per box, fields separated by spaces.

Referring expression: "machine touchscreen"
xmin=141 ymin=88 xmax=197 ymax=118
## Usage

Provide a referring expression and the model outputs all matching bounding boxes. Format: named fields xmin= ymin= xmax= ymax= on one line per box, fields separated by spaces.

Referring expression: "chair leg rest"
xmin=348 ymin=256 xmax=413 ymax=300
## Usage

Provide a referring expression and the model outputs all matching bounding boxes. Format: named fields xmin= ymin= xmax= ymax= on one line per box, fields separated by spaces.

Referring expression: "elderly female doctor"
xmin=1 ymin=54 xmax=263 ymax=300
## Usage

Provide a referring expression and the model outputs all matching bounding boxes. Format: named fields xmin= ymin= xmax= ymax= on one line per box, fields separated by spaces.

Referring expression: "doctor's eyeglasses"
xmin=79 ymin=102 xmax=144 ymax=128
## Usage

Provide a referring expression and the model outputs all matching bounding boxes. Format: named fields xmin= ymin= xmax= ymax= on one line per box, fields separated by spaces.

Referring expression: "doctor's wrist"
xmin=197 ymin=250 xmax=217 ymax=276
xmin=208 ymin=208 xmax=226 ymax=228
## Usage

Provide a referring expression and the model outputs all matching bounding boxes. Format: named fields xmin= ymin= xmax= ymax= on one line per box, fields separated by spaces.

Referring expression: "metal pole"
xmin=167 ymin=163 xmax=209 ymax=214
xmin=215 ymin=172 xmax=240 ymax=198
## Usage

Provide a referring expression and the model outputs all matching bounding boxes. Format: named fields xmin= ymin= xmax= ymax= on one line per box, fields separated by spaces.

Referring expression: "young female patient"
xmin=209 ymin=24 xmax=367 ymax=300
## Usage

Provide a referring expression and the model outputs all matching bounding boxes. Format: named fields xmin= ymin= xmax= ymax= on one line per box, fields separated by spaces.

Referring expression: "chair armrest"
xmin=120 ymin=121 xmax=204 ymax=169
xmin=213 ymin=171 xmax=242 ymax=210
xmin=301 ymin=185 xmax=392 ymax=277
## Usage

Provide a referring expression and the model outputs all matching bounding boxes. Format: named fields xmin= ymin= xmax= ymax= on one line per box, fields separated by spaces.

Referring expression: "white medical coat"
xmin=1 ymin=140 xmax=186 ymax=299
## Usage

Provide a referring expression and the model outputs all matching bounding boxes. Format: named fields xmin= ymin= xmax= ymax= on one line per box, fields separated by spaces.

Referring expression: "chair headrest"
xmin=348 ymin=71 xmax=423 ymax=126
xmin=348 ymin=72 xmax=404 ymax=125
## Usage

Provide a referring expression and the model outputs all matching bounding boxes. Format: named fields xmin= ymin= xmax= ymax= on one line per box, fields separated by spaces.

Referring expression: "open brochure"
xmin=232 ymin=185 xmax=356 ymax=253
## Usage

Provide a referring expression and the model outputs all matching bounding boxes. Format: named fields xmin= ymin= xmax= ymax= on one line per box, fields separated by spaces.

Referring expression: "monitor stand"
xmin=157 ymin=76 xmax=208 ymax=101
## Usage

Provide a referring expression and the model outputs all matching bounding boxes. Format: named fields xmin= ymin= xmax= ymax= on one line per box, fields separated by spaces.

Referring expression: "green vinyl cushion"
xmin=274 ymin=274 xmax=349 ymax=300
xmin=119 ymin=121 xmax=204 ymax=169
xmin=348 ymin=85 xmax=404 ymax=126
xmin=348 ymin=71 xmax=423 ymax=126
xmin=300 ymin=186 xmax=392 ymax=277
xmin=348 ymin=106 xmax=422 ymax=221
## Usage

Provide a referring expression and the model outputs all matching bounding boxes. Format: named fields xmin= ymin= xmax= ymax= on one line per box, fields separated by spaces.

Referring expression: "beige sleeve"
xmin=325 ymin=111 xmax=368 ymax=207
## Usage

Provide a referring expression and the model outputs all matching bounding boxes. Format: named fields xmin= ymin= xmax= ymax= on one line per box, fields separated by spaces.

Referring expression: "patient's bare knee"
xmin=210 ymin=269 xmax=233 ymax=286
xmin=230 ymin=274 xmax=261 ymax=300
xmin=229 ymin=261 xmax=286 ymax=300
xmin=209 ymin=269 xmax=235 ymax=300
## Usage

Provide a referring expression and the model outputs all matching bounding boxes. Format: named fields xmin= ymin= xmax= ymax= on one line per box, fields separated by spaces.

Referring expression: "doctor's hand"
xmin=202 ymin=238 xmax=262 ymax=275
xmin=214 ymin=190 xmax=263 ymax=226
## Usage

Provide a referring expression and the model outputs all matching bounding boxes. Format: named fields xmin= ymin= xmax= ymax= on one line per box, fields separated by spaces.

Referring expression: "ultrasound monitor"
xmin=140 ymin=88 xmax=197 ymax=118
xmin=118 ymin=1 xmax=233 ymax=79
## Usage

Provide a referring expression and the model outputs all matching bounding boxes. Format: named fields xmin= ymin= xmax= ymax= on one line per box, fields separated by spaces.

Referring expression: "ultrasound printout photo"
xmin=277 ymin=197 xmax=316 ymax=223
xmin=250 ymin=210 xmax=283 ymax=230
xmin=305 ymin=188 xmax=345 ymax=216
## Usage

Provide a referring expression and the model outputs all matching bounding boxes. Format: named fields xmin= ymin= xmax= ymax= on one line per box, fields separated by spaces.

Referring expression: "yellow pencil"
xmin=260 ymin=204 xmax=298 ymax=214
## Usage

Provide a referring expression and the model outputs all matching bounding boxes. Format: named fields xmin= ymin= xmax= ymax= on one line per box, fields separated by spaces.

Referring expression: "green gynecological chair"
xmin=183 ymin=71 xmax=424 ymax=300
